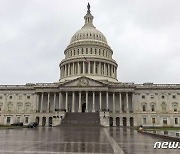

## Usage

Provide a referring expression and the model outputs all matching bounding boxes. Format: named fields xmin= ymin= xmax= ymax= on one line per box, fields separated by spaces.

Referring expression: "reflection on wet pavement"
xmin=0 ymin=127 xmax=179 ymax=154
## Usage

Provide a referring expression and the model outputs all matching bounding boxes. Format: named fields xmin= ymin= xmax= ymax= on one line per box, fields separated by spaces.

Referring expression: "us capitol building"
xmin=0 ymin=5 xmax=180 ymax=127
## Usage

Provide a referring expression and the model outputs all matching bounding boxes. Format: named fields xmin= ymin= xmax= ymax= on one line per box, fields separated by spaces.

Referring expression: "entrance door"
xmin=116 ymin=117 xmax=120 ymax=126
xmin=109 ymin=117 xmax=113 ymax=126
xmin=130 ymin=117 xmax=134 ymax=126
xmin=49 ymin=117 xmax=52 ymax=126
xmin=42 ymin=117 xmax=46 ymax=127
xmin=123 ymin=117 xmax=127 ymax=126
xmin=82 ymin=103 xmax=86 ymax=112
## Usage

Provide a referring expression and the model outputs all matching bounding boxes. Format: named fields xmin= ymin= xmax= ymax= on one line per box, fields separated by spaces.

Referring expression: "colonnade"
xmin=60 ymin=61 xmax=117 ymax=79
xmin=36 ymin=91 xmax=134 ymax=113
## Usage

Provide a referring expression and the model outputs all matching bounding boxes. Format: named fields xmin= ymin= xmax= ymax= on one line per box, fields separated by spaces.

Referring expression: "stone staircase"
xmin=60 ymin=112 xmax=101 ymax=127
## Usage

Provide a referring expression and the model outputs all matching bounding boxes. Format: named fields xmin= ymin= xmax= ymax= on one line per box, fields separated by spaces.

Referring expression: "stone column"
xmin=53 ymin=93 xmax=56 ymax=112
xmin=106 ymin=92 xmax=109 ymax=111
xmin=113 ymin=92 xmax=115 ymax=113
xmin=88 ymin=62 xmax=90 ymax=74
xmin=59 ymin=92 xmax=62 ymax=111
xmin=40 ymin=93 xmax=43 ymax=113
xmin=36 ymin=93 xmax=39 ymax=112
xmin=78 ymin=92 xmax=81 ymax=112
xmin=65 ymin=92 xmax=68 ymax=112
xmin=104 ymin=63 xmax=106 ymax=76
xmin=93 ymin=61 xmax=96 ymax=75
xmin=86 ymin=91 xmax=88 ymax=112
xmin=99 ymin=92 xmax=102 ymax=111
xmin=92 ymin=91 xmax=95 ymax=112
xmin=46 ymin=93 xmax=50 ymax=113
xmin=131 ymin=93 xmax=134 ymax=113
xmin=108 ymin=64 xmax=110 ymax=76
xmin=126 ymin=93 xmax=129 ymax=113
xmin=119 ymin=93 xmax=122 ymax=113
xmin=68 ymin=64 xmax=70 ymax=76
xmin=65 ymin=65 xmax=67 ymax=77
xmin=83 ymin=62 xmax=85 ymax=74
xmin=111 ymin=65 xmax=113 ymax=77
xmin=33 ymin=93 xmax=37 ymax=112
xmin=98 ymin=62 xmax=101 ymax=75
xmin=72 ymin=92 xmax=75 ymax=112
xmin=72 ymin=63 xmax=75 ymax=75
xmin=78 ymin=62 xmax=80 ymax=75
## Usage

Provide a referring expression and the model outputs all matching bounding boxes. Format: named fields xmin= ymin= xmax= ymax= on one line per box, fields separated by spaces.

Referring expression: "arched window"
xmin=7 ymin=102 xmax=13 ymax=111
xmin=172 ymin=102 xmax=178 ymax=112
xmin=25 ymin=102 xmax=31 ymax=112
xmin=162 ymin=102 xmax=167 ymax=112
xmin=17 ymin=102 xmax=23 ymax=111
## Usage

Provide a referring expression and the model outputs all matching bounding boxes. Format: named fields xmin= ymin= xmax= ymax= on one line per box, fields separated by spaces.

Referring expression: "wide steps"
xmin=61 ymin=113 xmax=100 ymax=127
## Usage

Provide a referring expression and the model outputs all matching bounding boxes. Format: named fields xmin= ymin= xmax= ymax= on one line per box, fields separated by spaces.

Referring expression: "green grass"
xmin=142 ymin=127 xmax=180 ymax=131
xmin=0 ymin=125 xmax=27 ymax=129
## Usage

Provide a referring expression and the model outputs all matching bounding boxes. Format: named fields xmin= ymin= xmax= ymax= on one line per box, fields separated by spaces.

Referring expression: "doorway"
xmin=130 ymin=117 xmax=134 ymax=126
xmin=109 ymin=117 xmax=113 ymax=126
xmin=116 ymin=117 xmax=120 ymax=126
xmin=36 ymin=117 xmax=39 ymax=125
xmin=123 ymin=117 xmax=127 ymax=126
xmin=42 ymin=117 xmax=46 ymax=127
xmin=49 ymin=117 xmax=52 ymax=126
xmin=82 ymin=103 xmax=86 ymax=112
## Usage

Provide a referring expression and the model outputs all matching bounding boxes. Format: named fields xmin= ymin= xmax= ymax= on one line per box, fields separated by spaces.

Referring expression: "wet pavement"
xmin=0 ymin=127 xmax=179 ymax=154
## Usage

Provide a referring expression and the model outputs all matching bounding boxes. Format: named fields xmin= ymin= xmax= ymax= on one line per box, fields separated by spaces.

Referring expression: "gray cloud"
xmin=0 ymin=0 xmax=180 ymax=84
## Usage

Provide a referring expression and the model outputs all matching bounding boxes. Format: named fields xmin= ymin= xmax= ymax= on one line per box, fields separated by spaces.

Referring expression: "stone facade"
xmin=0 ymin=6 xmax=180 ymax=127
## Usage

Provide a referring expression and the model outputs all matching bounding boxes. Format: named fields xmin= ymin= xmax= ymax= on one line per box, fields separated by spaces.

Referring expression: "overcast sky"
xmin=0 ymin=0 xmax=180 ymax=85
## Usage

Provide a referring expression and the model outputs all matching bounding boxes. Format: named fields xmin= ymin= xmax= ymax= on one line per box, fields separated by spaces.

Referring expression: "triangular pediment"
xmin=61 ymin=76 xmax=107 ymax=87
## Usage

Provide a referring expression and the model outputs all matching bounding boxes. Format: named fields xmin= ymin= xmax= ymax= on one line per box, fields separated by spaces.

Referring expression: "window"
xmin=86 ymin=48 xmax=88 ymax=54
xmin=0 ymin=96 xmax=2 ymax=99
xmin=7 ymin=103 xmax=13 ymax=111
xmin=143 ymin=117 xmax=147 ymax=124
xmin=152 ymin=118 xmax=156 ymax=124
xmin=150 ymin=95 xmax=154 ymax=99
xmin=173 ymin=95 xmax=176 ymax=99
xmin=25 ymin=117 xmax=29 ymax=123
xmin=175 ymin=118 xmax=178 ymax=125
xmin=142 ymin=105 xmax=146 ymax=112
xmin=27 ymin=96 xmax=30 ymax=99
xmin=172 ymin=103 xmax=178 ymax=112
xmin=9 ymin=96 xmax=12 ymax=99
xmin=162 ymin=102 xmax=167 ymax=112
xmin=151 ymin=105 xmax=155 ymax=112
xmin=17 ymin=117 xmax=20 ymax=123
xmin=163 ymin=118 xmax=167 ymax=125
xmin=142 ymin=95 xmax=145 ymax=99
xmin=161 ymin=95 xmax=165 ymax=99
xmin=94 ymin=48 xmax=96 ymax=54
xmin=7 ymin=117 xmax=11 ymax=124
xmin=19 ymin=95 xmax=22 ymax=100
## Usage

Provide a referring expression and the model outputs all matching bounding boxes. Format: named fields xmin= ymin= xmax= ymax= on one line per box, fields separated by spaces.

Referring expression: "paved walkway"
xmin=0 ymin=127 xmax=179 ymax=154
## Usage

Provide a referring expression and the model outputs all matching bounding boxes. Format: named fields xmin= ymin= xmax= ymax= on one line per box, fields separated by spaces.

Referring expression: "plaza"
xmin=0 ymin=126 xmax=179 ymax=154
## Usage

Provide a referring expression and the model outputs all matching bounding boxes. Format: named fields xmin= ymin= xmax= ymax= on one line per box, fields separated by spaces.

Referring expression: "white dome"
xmin=70 ymin=26 xmax=107 ymax=44
xmin=70 ymin=10 xmax=107 ymax=44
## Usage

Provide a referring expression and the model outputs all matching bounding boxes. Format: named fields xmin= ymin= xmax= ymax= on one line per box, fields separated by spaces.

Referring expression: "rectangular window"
xmin=142 ymin=95 xmax=145 ymax=99
xmin=0 ymin=107 xmax=1 ymax=111
xmin=143 ymin=117 xmax=147 ymax=124
xmin=142 ymin=105 xmax=146 ymax=112
xmin=173 ymin=95 xmax=176 ymax=99
xmin=163 ymin=118 xmax=167 ymax=125
xmin=0 ymin=96 xmax=2 ymax=99
xmin=25 ymin=117 xmax=28 ymax=123
xmin=175 ymin=118 xmax=178 ymax=125
xmin=17 ymin=117 xmax=20 ymax=123
xmin=7 ymin=117 xmax=11 ymax=124
xmin=152 ymin=118 xmax=155 ymax=124
xmin=151 ymin=105 xmax=155 ymax=111
xmin=27 ymin=96 xmax=30 ymax=99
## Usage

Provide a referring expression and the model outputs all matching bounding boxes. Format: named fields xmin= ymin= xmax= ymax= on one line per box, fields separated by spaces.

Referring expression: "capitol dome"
xmin=59 ymin=4 xmax=118 ymax=83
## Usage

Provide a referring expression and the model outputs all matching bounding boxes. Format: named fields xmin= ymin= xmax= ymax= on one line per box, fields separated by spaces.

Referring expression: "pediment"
xmin=61 ymin=77 xmax=107 ymax=87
